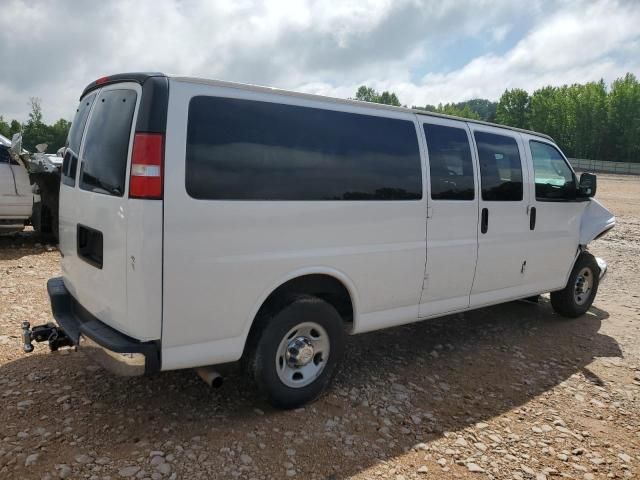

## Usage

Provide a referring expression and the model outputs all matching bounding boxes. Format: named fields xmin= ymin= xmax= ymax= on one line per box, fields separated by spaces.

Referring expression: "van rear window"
xmin=62 ymin=92 xmax=96 ymax=186
xmin=79 ymin=89 xmax=137 ymax=196
xmin=185 ymin=96 xmax=422 ymax=200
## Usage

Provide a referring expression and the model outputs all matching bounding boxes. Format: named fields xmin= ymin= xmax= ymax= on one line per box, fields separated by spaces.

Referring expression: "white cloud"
xmin=0 ymin=0 xmax=638 ymax=123
xmin=401 ymin=0 xmax=640 ymax=106
xmin=490 ymin=24 xmax=511 ymax=43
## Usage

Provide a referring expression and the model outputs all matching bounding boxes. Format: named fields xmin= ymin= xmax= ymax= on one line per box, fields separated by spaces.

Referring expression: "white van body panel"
xmin=579 ymin=198 xmax=616 ymax=245
xmin=125 ymin=199 xmax=163 ymax=340
xmin=0 ymin=160 xmax=33 ymax=222
xmin=163 ymin=265 xmax=362 ymax=370
xmin=59 ymin=82 xmax=162 ymax=342
xmin=161 ymin=79 xmax=427 ymax=369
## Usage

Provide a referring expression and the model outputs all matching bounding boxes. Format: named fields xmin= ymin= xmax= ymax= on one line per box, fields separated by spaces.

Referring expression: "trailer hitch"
xmin=21 ymin=321 xmax=74 ymax=353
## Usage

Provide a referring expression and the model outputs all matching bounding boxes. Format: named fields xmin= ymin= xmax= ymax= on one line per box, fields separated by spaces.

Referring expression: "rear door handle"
xmin=529 ymin=206 xmax=537 ymax=230
xmin=481 ymin=207 xmax=489 ymax=234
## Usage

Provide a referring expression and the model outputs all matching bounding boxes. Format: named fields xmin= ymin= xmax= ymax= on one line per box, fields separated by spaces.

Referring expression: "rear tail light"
xmin=129 ymin=133 xmax=164 ymax=199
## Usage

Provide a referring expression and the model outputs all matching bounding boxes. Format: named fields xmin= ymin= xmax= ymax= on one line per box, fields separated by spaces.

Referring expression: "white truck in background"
xmin=0 ymin=133 xmax=61 ymax=239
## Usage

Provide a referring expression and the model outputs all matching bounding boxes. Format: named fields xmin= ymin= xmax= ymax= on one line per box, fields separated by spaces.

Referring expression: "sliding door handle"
xmin=481 ymin=207 xmax=489 ymax=234
xmin=529 ymin=206 xmax=537 ymax=230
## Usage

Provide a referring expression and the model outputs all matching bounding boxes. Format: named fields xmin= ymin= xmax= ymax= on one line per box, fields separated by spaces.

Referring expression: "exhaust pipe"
xmin=195 ymin=366 xmax=224 ymax=388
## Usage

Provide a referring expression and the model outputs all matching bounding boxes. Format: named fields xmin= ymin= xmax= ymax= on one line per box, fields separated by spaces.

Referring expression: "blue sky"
xmin=1 ymin=0 xmax=639 ymax=122
xmin=422 ymin=20 xmax=529 ymax=77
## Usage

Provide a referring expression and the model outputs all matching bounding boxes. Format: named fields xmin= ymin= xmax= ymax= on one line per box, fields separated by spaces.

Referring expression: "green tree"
xmin=439 ymin=103 xmax=481 ymax=120
xmin=22 ymin=97 xmax=54 ymax=152
xmin=28 ymin=96 xmax=43 ymax=124
xmin=9 ymin=120 xmax=22 ymax=137
xmin=377 ymin=91 xmax=401 ymax=106
xmin=571 ymin=81 xmax=608 ymax=159
xmin=354 ymin=86 xmax=401 ymax=106
xmin=530 ymin=85 xmax=576 ymax=156
xmin=49 ymin=118 xmax=72 ymax=151
xmin=1 ymin=98 xmax=71 ymax=152
xmin=413 ymin=102 xmax=481 ymax=120
xmin=354 ymin=86 xmax=378 ymax=103
xmin=529 ymin=86 xmax=559 ymax=139
xmin=362 ymin=73 xmax=640 ymax=162
xmin=607 ymin=73 xmax=640 ymax=162
xmin=496 ymin=88 xmax=530 ymax=128
xmin=461 ymin=99 xmax=498 ymax=122
xmin=0 ymin=116 xmax=10 ymax=138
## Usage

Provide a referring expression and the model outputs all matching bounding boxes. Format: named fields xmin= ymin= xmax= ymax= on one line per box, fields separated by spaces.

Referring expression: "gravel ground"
xmin=1 ymin=174 xmax=639 ymax=480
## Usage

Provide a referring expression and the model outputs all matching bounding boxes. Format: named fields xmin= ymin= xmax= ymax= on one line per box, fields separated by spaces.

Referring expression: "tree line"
xmin=2 ymin=74 xmax=638 ymax=162
xmin=358 ymin=73 xmax=640 ymax=163
xmin=0 ymin=98 xmax=70 ymax=153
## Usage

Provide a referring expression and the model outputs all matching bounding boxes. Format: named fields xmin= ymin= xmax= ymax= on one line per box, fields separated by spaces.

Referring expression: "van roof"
xmin=81 ymin=72 xmax=554 ymax=142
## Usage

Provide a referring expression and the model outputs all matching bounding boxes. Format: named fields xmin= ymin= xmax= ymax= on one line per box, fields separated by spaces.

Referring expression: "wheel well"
xmin=243 ymin=274 xmax=354 ymax=357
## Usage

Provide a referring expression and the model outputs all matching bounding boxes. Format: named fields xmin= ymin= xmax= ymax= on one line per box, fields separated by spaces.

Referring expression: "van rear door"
xmin=59 ymin=79 xmax=164 ymax=342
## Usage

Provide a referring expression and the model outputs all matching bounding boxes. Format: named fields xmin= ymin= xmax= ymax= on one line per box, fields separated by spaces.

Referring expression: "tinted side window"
xmin=0 ymin=145 xmax=21 ymax=166
xmin=530 ymin=141 xmax=576 ymax=201
xmin=474 ymin=131 xmax=523 ymax=201
xmin=186 ymin=96 xmax=422 ymax=200
xmin=0 ymin=146 xmax=10 ymax=164
xmin=63 ymin=92 xmax=96 ymax=186
xmin=424 ymin=123 xmax=474 ymax=200
xmin=80 ymin=89 xmax=137 ymax=196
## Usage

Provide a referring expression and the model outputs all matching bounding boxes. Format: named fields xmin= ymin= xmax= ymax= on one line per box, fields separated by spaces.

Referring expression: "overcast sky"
xmin=1 ymin=0 xmax=639 ymax=123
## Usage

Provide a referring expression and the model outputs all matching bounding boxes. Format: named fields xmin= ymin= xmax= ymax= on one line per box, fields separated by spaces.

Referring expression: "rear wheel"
xmin=31 ymin=175 xmax=59 ymax=242
xmin=32 ymin=201 xmax=51 ymax=234
xmin=550 ymin=252 xmax=600 ymax=318
xmin=247 ymin=296 xmax=345 ymax=409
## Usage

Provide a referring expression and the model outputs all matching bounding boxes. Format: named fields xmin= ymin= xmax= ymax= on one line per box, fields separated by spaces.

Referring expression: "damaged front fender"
xmin=579 ymin=198 xmax=615 ymax=245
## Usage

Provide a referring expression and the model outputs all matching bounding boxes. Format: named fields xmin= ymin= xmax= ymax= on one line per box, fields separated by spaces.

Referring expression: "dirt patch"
xmin=1 ymin=175 xmax=638 ymax=479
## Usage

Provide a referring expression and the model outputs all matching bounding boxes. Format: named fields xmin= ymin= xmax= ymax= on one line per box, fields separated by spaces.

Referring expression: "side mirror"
xmin=579 ymin=172 xmax=597 ymax=198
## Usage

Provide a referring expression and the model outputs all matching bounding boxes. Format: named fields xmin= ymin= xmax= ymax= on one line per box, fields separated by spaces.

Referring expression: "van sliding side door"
xmin=418 ymin=117 xmax=479 ymax=318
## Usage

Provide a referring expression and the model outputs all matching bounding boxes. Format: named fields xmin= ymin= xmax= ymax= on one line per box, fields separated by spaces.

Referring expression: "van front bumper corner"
xmin=46 ymin=277 xmax=160 ymax=376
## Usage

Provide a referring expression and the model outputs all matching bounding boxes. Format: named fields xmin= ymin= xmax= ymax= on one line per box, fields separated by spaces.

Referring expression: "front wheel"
xmin=247 ymin=296 xmax=345 ymax=409
xmin=550 ymin=252 xmax=600 ymax=318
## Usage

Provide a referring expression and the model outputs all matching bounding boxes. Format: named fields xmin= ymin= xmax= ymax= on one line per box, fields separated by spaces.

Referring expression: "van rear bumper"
xmin=47 ymin=277 xmax=160 ymax=376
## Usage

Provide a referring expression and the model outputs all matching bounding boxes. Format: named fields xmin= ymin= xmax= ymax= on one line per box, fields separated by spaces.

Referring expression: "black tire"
xmin=550 ymin=252 xmax=600 ymax=318
xmin=49 ymin=201 xmax=59 ymax=242
xmin=246 ymin=296 xmax=345 ymax=409
xmin=32 ymin=201 xmax=52 ymax=234
xmin=31 ymin=175 xmax=60 ymax=242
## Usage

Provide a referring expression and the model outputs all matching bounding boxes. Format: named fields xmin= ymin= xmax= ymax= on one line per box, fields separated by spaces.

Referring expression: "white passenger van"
xmin=22 ymin=73 xmax=615 ymax=408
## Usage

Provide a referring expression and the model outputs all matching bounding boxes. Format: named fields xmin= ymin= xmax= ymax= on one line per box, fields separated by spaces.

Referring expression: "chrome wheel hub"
xmin=276 ymin=322 xmax=330 ymax=388
xmin=286 ymin=337 xmax=314 ymax=367
xmin=574 ymin=267 xmax=593 ymax=305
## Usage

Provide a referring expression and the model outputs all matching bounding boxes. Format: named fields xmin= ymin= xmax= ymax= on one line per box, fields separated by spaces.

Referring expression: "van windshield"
xmin=79 ymin=89 xmax=137 ymax=196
